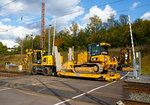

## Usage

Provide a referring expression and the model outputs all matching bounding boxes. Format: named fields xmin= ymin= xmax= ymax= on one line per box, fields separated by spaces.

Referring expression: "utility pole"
xmin=52 ymin=18 xmax=56 ymax=55
xmin=21 ymin=40 xmax=23 ymax=63
xmin=31 ymin=34 xmax=33 ymax=50
xmin=48 ymin=24 xmax=51 ymax=55
xmin=40 ymin=1 xmax=45 ymax=50
xmin=128 ymin=15 xmax=137 ymax=78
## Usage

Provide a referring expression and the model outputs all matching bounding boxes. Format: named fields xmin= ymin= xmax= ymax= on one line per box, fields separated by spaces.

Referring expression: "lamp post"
xmin=48 ymin=24 xmax=52 ymax=55
xmin=52 ymin=18 xmax=56 ymax=55
xmin=31 ymin=34 xmax=33 ymax=50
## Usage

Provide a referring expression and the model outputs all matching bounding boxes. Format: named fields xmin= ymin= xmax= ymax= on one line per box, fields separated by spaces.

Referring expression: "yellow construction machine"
xmin=117 ymin=47 xmax=133 ymax=71
xmin=74 ymin=43 xmax=118 ymax=73
xmin=57 ymin=43 xmax=120 ymax=81
xmin=23 ymin=49 xmax=56 ymax=76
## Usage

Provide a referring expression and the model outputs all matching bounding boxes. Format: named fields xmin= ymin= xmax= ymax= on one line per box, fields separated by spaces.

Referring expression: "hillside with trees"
xmin=15 ymin=14 xmax=149 ymax=53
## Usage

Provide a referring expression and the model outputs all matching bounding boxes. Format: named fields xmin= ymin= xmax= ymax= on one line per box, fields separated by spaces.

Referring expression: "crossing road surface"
xmin=0 ymin=71 xmax=129 ymax=105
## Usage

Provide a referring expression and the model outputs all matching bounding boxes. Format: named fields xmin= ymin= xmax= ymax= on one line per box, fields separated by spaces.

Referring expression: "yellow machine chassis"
xmin=57 ymin=71 xmax=120 ymax=82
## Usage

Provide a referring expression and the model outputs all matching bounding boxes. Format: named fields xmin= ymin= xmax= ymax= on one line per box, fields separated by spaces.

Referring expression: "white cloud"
xmin=82 ymin=5 xmax=116 ymax=24
xmin=0 ymin=22 xmax=38 ymax=48
xmin=0 ymin=0 xmax=25 ymax=15
xmin=1 ymin=18 xmax=11 ymax=22
xmin=0 ymin=40 xmax=19 ymax=48
xmin=0 ymin=0 xmax=84 ymax=47
xmin=0 ymin=0 xmax=84 ymax=30
xmin=55 ymin=6 xmax=84 ymax=30
xmin=130 ymin=2 xmax=139 ymax=10
xmin=141 ymin=12 xmax=150 ymax=20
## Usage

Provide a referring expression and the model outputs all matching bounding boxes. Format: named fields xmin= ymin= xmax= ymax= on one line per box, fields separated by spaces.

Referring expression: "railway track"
xmin=124 ymin=83 xmax=150 ymax=94
xmin=122 ymin=82 xmax=150 ymax=104
xmin=122 ymin=99 xmax=150 ymax=105
xmin=0 ymin=71 xmax=30 ymax=77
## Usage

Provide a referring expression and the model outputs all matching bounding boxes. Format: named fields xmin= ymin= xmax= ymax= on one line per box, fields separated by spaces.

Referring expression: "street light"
xmin=31 ymin=34 xmax=33 ymax=50
xmin=48 ymin=24 xmax=52 ymax=55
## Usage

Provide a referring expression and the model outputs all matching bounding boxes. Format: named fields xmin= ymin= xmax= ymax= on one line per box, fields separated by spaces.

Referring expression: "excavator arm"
xmin=22 ymin=49 xmax=33 ymax=67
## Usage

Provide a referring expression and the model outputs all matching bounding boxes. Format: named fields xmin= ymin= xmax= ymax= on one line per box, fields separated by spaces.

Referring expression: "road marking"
xmin=0 ymin=88 xmax=11 ymax=92
xmin=120 ymin=72 xmax=130 ymax=80
xmin=37 ymin=87 xmax=46 ymax=92
xmin=54 ymin=72 xmax=130 ymax=105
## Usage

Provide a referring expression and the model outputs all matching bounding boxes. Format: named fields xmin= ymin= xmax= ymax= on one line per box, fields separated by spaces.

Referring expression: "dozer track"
xmin=73 ymin=63 xmax=103 ymax=74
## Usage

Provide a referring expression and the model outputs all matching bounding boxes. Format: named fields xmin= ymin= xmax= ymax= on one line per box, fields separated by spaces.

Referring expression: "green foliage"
xmin=33 ymin=35 xmax=40 ymax=50
xmin=14 ymin=14 xmax=150 ymax=53
xmin=0 ymin=42 xmax=7 ymax=54
xmin=70 ymin=21 xmax=79 ymax=37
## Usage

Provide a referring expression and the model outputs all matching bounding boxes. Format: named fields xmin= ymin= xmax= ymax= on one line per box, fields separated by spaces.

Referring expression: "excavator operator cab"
xmin=88 ymin=43 xmax=110 ymax=57
xmin=32 ymin=50 xmax=47 ymax=64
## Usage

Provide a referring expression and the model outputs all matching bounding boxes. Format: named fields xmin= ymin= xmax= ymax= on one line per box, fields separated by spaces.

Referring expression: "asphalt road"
xmin=0 ymin=71 xmax=128 ymax=105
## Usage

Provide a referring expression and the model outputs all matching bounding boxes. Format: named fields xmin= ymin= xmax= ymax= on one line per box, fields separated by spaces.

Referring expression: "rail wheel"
xmin=43 ymin=67 xmax=52 ymax=76
xmin=31 ymin=67 xmax=37 ymax=75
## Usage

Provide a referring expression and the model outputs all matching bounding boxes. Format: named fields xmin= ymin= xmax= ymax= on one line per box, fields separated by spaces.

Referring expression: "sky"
xmin=0 ymin=0 xmax=150 ymax=48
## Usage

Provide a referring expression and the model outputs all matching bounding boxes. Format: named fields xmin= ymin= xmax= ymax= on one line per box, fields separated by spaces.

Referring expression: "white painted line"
xmin=54 ymin=72 xmax=130 ymax=105
xmin=0 ymin=88 xmax=11 ymax=92
xmin=37 ymin=87 xmax=46 ymax=92
xmin=120 ymin=72 xmax=130 ymax=80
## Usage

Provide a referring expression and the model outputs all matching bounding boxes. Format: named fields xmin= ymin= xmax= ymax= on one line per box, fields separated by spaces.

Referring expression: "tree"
xmin=69 ymin=21 xmax=79 ymax=50
xmin=86 ymin=15 xmax=103 ymax=43
xmin=33 ymin=35 xmax=40 ymax=50
xmin=77 ymin=29 xmax=87 ymax=50
xmin=70 ymin=21 xmax=79 ymax=37
xmin=22 ymin=34 xmax=33 ymax=52
xmin=0 ymin=41 xmax=7 ymax=54
xmin=119 ymin=14 xmax=128 ymax=26
xmin=87 ymin=15 xmax=102 ymax=34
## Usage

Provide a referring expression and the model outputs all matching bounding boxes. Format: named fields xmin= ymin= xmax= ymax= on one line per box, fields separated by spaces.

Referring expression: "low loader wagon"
xmin=57 ymin=72 xmax=120 ymax=81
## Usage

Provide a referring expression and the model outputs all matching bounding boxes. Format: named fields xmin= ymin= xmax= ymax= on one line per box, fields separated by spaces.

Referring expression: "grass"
xmin=141 ymin=54 xmax=150 ymax=75
xmin=0 ymin=55 xmax=23 ymax=64
xmin=140 ymin=45 xmax=150 ymax=75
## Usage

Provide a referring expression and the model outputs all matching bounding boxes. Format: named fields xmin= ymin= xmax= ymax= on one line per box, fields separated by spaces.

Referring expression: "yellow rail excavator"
xmin=23 ymin=49 xmax=56 ymax=76
xmin=117 ymin=47 xmax=133 ymax=71
xmin=57 ymin=43 xmax=120 ymax=81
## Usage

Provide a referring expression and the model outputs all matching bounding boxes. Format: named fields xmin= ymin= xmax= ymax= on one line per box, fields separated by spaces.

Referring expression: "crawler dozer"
xmin=74 ymin=43 xmax=118 ymax=74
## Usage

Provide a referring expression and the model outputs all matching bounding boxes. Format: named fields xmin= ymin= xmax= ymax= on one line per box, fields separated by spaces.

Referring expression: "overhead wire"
xmin=0 ymin=0 xmax=125 ymax=26
xmin=51 ymin=0 xmax=126 ymax=18
xmin=0 ymin=0 xmax=18 ymax=8
xmin=1 ymin=0 xmax=150 ymax=31
xmin=55 ymin=2 xmax=150 ymax=29
xmin=56 ymin=2 xmax=150 ymax=19
xmin=54 ymin=0 xmax=126 ymax=14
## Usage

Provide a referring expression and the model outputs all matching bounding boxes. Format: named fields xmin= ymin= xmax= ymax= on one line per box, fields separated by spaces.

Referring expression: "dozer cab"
xmin=67 ymin=43 xmax=118 ymax=74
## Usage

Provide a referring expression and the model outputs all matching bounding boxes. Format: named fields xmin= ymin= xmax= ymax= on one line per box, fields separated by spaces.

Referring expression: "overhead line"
xmin=0 ymin=0 xmax=18 ymax=8
xmin=54 ymin=2 xmax=150 ymax=28
xmin=56 ymin=2 xmax=150 ymax=19
xmin=61 ymin=0 xmax=125 ymax=12
xmin=27 ymin=2 xmax=150 ymax=30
